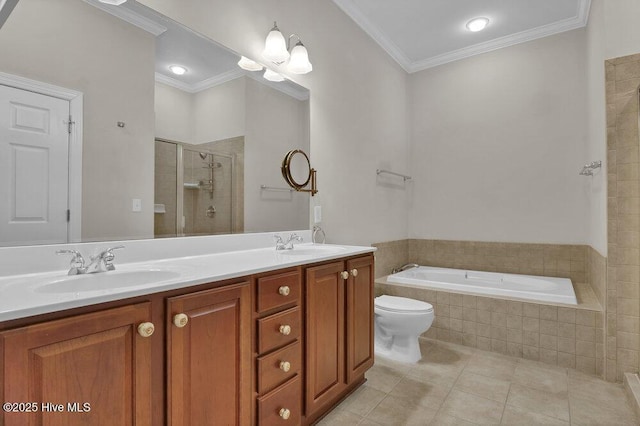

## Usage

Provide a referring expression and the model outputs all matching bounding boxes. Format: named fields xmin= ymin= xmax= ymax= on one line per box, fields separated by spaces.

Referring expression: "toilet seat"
xmin=375 ymin=295 xmax=433 ymax=314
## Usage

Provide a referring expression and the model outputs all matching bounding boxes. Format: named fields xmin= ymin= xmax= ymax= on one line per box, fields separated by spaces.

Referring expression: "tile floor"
xmin=317 ymin=339 xmax=638 ymax=425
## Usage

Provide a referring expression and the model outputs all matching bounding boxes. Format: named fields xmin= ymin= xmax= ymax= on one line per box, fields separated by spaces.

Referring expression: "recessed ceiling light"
xmin=169 ymin=65 xmax=187 ymax=76
xmin=466 ymin=17 xmax=490 ymax=32
xmin=98 ymin=0 xmax=128 ymax=5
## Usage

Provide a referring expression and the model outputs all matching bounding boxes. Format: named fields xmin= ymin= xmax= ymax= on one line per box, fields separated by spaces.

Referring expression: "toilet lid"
xmin=375 ymin=295 xmax=433 ymax=313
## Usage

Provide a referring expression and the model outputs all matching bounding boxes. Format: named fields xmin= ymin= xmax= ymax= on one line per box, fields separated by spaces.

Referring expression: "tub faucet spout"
xmin=391 ymin=263 xmax=419 ymax=274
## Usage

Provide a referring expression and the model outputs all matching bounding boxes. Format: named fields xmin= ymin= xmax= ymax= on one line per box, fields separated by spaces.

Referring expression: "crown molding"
xmin=244 ymin=72 xmax=310 ymax=101
xmin=82 ymin=0 xmax=167 ymax=36
xmin=155 ymin=69 xmax=244 ymax=94
xmin=333 ymin=0 xmax=591 ymax=73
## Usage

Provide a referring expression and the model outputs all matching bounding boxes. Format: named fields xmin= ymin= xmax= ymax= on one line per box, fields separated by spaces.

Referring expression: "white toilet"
xmin=374 ymin=295 xmax=434 ymax=363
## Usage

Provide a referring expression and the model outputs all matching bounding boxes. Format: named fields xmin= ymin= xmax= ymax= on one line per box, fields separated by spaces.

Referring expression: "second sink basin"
xmin=34 ymin=270 xmax=181 ymax=293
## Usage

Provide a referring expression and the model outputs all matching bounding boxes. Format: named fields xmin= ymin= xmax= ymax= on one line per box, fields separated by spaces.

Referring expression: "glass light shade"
xmin=262 ymin=24 xmax=290 ymax=64
xmin=263 ymin=69 xmax=285 ymax=82
xmin=237 ymin=56 xmax=263 ymax=72
xmin=466 ymin=17 xmax=489 ymax=32
xmin=98 ymin=0 xmax=128 ymax=5
xmin=287 ymin=42 xmax=313 ymax=74
xmin=169 ymin=65 xmax=187 ymax=75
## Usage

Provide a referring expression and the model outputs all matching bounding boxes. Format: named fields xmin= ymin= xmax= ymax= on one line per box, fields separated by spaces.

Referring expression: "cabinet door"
xmin=305 ymin=261 xmax=346 ymax=416
xmin=346 ymin=256 xmax=375 ymax=383
xmin=1 ymin=303 xmax=153 ymax=426
xmin=167 ymin=282 xmax=251 ymax=426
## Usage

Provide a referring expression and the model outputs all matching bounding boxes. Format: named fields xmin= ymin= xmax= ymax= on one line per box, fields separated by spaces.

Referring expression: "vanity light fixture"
xmin=98 ymin=0 xmax=127 ymax=5
xmin=237 ymin=56 xmax=264 ymax=72
xmin=262 ymin=21 xmax=313 ymax=74
xmin=169 ymin=65 xmax=187 ymax=76
xmin=466 ymin=17 xmax=490 ymax=32
xmin=263 ymin=68 xmax=285 ymax=82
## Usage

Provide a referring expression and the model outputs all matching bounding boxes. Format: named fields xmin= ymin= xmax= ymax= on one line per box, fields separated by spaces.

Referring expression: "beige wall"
xmin=140 ymin=0 xmax=410 ymax=246
xmin=155 ymin=83 xmax=193 ymax=143
xmin=0 ymin=0 xmax=156 ymax=241
xmin=244 ymin=77 xmax=309 ymax=232
xmin=193 ymin=78 xmax=246 ymax=143
xmin=408 ymin=29 xmax=589 ymax=245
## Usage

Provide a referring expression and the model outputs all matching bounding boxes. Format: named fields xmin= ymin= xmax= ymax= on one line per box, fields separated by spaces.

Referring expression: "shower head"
xmin=199 ymin=152 xmax=208 ymax=160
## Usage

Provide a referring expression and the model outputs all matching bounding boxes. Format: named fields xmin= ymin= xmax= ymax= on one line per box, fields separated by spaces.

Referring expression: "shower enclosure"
xmin=154 ymin=138 xmax=242 ymax=238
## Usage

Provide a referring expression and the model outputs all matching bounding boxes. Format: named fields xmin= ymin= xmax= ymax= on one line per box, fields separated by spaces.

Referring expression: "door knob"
xmin=350 ymin=269 xmax=358 ymax=277
xmin=340 ymin=271 xmax=349 ymax=280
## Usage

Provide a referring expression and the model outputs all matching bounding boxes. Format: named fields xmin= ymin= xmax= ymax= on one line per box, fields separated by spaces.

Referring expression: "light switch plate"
xmin=132 ymin=198 xmax=142 ymax=212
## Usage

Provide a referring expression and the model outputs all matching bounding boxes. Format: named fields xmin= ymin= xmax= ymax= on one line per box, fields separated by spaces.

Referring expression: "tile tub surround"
xmin=606 ymin=53 xmax=640 ymax=383
xmin=317 ymin=339 xmax=638 ymax=425
xmin=375 ymin=280 xmax=605 ymax=378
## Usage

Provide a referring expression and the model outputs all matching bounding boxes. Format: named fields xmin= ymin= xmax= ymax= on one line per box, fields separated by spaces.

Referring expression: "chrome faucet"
xmin=57 ymin=245 xmax=124 ymax=275
xmin=274 ymin=233 xmax=303 ymax=250
xmin=391 ymin=263 xmax=419 ymax=274
xmin=56 ymin=249 xmax=86 ymax=275
xmin=86 ymin=246 xmax=124 ymax=273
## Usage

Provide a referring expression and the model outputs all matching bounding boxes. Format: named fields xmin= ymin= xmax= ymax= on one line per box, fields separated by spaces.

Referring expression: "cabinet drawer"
xmin=257 ymin=376 xmax=301 ymax=426
xmin=257 ymin=341 xmax=301 ymax=395
xmin=257 ymin=270 xmax=301 ymax=313
xmin=258 ymin=307 xmax=301 ymax=354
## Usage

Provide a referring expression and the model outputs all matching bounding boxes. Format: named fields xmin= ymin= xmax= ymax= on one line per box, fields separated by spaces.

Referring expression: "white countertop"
xmin=0 ymin=242 xmax=375 ymax=322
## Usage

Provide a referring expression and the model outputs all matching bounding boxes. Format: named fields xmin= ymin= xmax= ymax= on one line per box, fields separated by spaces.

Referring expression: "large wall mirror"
xmin=0 ymin=0 xmax=310 ymax=247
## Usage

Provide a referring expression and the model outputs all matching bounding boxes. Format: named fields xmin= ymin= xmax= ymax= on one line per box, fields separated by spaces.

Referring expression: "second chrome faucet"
xmin=274 ymin=233 xmax=303 ymax=250
xmin=57 ymin=246 xmax=125 ymax=275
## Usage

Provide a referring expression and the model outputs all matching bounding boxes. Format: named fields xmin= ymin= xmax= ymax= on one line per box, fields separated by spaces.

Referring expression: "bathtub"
xmin=387 ymin=266 xmax=577 ymax=305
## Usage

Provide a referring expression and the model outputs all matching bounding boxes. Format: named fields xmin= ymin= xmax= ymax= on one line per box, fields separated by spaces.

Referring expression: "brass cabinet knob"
xmin=279 ymin=324 xmax=291 ymax=336
xmin=278 ymin=285 xmax=290 ymax=296
xmin=340 ymin=271 xmax=349 ymax=280
xmin=279 ymin=408 xmax=291 ymax=420
xmin=279 ymin=361 xmax=291 ymax=372
xmin=173 ymin=313 xmax=189 ymax=328
xmin=351 ymin=269 xmax=358 ymax=277
xmin=137 ymin=322 xmax=155 ymax=338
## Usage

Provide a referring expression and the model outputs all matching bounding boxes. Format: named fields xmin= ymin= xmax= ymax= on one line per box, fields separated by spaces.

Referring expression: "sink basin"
xmin=278 ymin=245 xmax=347 ymax=256
xmin=33 ymin=270 xmax=181 ymax=293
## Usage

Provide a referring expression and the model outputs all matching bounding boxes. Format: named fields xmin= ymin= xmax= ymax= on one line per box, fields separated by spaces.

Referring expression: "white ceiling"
xmin=83 ymin=0 xmax=308 ymax=100
xmin=332 ymin=0 xmax=591 ymax=73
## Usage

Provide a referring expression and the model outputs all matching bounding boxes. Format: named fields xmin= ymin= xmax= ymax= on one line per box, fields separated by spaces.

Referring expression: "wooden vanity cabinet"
xmin=253 ymin=268 xmax=303 ymax=425
xmin=1 ymin=302 xmax=154 ymax=426
xmin=305 ymin=254 xmax=375 ymax=421
xmin=167 ymin=281 xmax=251 ymax=426
xmin=0 ymin=252 xmax=374 ymax=426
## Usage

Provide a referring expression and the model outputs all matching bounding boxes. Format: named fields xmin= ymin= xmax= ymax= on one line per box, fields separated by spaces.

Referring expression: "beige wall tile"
xmin=477 ymin=310 xmax=491 ymax=325
xmin=558 ymin=308 xmax=576 ymax=324
xmin=523 ymin=345 xmax=540 ymax=361
xmin=576 ymin=341 xmax=596 ymax=358
xmin=507 ymin=328 xmax=523 ymax=344
xmin=558 ymin=322 xmax=576 ymax=339
xmin=558 ymin=337 xmax=575 ymax=354
xmin=575 ymin=310 xmax=596 ymax=327
xmin=616 ymin=331 xmax=640 ymax=350
xmin=449 ymin=293 xmax=463 ymax=307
